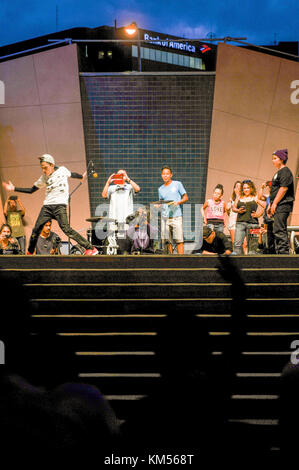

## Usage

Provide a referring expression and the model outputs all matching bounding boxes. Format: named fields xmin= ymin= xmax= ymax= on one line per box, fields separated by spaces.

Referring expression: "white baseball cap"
xmin=39 ymin=154 xmax=55 ymax=165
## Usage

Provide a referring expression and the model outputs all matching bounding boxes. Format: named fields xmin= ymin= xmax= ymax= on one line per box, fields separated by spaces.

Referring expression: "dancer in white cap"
xmin=2 ymin=154 xmax=98 ymax=255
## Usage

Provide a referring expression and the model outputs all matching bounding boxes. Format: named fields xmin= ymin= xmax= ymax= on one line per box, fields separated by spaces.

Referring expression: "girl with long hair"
xmin=233 ymin=180 xmax=265 ymax=255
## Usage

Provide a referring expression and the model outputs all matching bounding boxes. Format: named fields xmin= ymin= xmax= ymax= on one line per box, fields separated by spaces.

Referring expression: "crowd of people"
xmin=198 ymin=148 xmax=295 ymax=255
xmin=1 ymin=148 xmax=296 ymax=256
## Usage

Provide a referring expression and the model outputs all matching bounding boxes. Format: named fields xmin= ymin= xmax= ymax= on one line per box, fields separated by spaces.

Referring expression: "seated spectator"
xmin=0 ymin=223 xmax=20 ymax=254
xmin=3 ymin=195 xmax=26 ymax=254
xmin=257 ymin=224 xmax=275 ymax=254
xmin=126 ymin=206 xmax=158 ymax=254
xmin=35 ymin=220 xmax=61 ymax=255
xmin=197 ymin=225 xmax=232 ymax=255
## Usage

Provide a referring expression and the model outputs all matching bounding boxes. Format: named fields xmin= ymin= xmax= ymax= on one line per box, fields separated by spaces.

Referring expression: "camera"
xmin=126 ymin=208 xmax=148 ymax=227
xmin=52 ymin=235 xmax=61 ymax=252
xmin=114 ymin=175 xmax=124 ymax=185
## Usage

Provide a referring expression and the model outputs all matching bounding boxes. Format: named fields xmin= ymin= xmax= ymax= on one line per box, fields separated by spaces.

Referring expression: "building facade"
xmin=0 ymin=27 xmax=298 ymax=245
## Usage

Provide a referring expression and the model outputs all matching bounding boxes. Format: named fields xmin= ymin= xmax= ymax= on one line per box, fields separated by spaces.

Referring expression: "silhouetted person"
xmin=0 ymin=271 xmax=120 ymax=460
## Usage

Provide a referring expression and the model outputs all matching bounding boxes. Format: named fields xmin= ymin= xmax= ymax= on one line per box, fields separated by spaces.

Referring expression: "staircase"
xmin=1 ymin=254 xmax=299 ymax=452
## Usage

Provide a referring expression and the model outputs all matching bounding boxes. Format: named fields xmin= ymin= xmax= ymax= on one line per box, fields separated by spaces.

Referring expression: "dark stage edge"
xmin=1 ymin=253 xmax=299 ymax=269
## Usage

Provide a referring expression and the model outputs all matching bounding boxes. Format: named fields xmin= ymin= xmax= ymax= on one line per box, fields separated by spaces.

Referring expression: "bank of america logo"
xmin=200 ymin=45 xmax=211 ymax=53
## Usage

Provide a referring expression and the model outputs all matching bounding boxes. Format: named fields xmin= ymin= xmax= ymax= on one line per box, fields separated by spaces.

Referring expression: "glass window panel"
xmin=167 ymin=53 xmax=173 ymax=64
xmin=189 ymin=56 xmax=195 ymax=68
xmin=149 ymin=48 xmax=156 ymax=61
xmin=194 ymin=58 xmax=202 ymax=69
xmin=183 ymin=55 xmax=189 ymax=67
xmin=161 ymin=51 xmax=167 ymax=62
xmin=155 ymin=50 xmax=161 ymax=62
xmin=132 ymin=45 xmax=138 ymax=57
xmin=178 ymin=54 xmax=184 ymax=66
xmin=172 ymin=53 xmax=179 ymax=65
xmin=143 ymin=48 xmax=150 ymax=60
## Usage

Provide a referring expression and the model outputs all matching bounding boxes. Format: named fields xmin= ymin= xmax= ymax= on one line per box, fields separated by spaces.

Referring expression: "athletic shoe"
xmin=26 ymin=251 xmax=33 ymax=255
xmin=84 ymin=247 xmax=99 ymax=256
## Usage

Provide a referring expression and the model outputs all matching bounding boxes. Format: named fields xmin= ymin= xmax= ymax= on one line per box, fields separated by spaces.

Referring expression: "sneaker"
xmin=26 ymin=251 xmax=33 ymax=255
xmin=84 ymin=247 xmax=99 ymax=256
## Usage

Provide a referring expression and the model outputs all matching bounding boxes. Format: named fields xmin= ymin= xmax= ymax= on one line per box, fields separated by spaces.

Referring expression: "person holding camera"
xmin=126 ymin=206 xmax=158 ymax=254
xmin=0 ymin=223 xmax=21 ymax=255
xmin=102 ymin=170 xmax=140 ymax=254
xmin=34 ymin=220 xmax=61 ymax=255
xmin=102 ymin=169 xmax=140 ymax=223
xmin=3 ymin=195 xmax=26 ymax=254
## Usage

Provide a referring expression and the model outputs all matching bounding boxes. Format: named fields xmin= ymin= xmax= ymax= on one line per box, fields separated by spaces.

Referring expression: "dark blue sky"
xmin=0 ymin=0 xmax=298 ymax=47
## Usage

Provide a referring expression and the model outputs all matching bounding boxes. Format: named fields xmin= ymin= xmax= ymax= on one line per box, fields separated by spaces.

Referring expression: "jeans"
xmin=234 ymin=222 xmax=259 ymax=255
xmin=27 ymin=204 xmax=92 ymax=254
xmin=210 ymin=222 xmax=224 ymax=233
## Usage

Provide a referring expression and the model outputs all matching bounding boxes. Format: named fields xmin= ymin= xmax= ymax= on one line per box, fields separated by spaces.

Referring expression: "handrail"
xmin=0 ymin=39 xmax=70 ymax=60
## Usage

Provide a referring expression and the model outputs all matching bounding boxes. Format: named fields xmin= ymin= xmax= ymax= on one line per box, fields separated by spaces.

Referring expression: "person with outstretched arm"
xmin=2 ymin=154 xmax=98 ymax=255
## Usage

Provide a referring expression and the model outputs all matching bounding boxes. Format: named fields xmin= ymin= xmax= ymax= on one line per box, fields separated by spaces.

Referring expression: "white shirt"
xmin=107 ymin=183 xmax=134 ymax=222
xmin=34 ymin=166 xmax=71 ymax=205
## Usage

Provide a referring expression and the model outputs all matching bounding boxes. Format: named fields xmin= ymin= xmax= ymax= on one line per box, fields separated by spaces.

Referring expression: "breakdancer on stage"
xmin=2 ymin=154 xmax=98 ymax=255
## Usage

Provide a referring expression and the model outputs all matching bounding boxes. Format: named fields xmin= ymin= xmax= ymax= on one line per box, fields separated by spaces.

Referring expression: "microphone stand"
xmin=67 ymin=161 xmax=92 ymax=255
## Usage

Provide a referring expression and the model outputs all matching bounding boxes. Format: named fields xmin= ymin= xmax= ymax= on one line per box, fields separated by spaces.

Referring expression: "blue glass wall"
xmin=80 ymin=72 xmax=215 ymax=240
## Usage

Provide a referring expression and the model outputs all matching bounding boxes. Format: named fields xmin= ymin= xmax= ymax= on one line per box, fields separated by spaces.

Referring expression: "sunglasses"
xmin=242 ymin=179 xmax=252 ymax=184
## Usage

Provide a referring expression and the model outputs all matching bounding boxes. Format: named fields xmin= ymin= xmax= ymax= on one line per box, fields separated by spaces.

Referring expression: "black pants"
xmin=273 ymin=210 xmax=290 ymax=254
xmin=28 ymin=204 xmax=92 ymax=254
xmin=265 ymin=221 xmax=275 ymax=254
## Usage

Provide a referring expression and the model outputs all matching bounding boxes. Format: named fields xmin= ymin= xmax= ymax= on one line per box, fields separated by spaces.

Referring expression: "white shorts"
xmin=161 ymin=216 xmax=184 ymax=243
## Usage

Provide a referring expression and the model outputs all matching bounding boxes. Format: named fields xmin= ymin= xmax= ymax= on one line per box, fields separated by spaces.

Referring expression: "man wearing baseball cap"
xmin=195 ymin=225 xmax=232 ymax=255
xmin=266 ymin=149 xmax=294 ymax=254
xmin=2 ymin=154 xmax=98 ymax=255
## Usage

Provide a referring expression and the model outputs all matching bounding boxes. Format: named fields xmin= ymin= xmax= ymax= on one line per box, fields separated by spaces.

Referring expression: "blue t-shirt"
xmin=158 ymin=180 xmax=186 ymax=217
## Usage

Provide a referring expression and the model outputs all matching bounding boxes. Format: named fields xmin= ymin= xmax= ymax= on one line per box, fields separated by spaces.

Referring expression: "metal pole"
xmin=137 ymin=27 xmax=142 ymax=72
